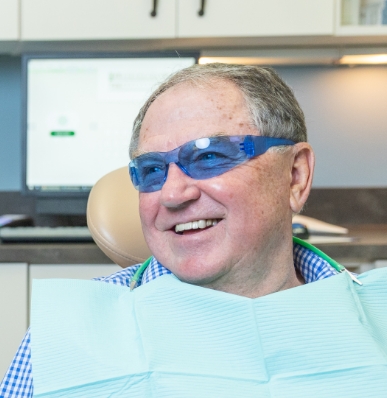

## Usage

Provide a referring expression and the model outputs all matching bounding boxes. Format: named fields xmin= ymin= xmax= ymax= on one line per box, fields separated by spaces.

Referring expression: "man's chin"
xmin=169 ymin=260 xmax=228 ymax=289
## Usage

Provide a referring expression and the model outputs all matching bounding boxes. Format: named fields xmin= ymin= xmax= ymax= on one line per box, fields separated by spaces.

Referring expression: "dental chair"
xmin=87 ymin=167 xmax=151 ymax=268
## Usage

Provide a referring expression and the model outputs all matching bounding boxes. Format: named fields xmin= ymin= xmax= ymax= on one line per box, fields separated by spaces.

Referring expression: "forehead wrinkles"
xmin=137 ymin=81 xmax=257 ymax=154
xmin=157 ymin=82 xmax=248 ymax=120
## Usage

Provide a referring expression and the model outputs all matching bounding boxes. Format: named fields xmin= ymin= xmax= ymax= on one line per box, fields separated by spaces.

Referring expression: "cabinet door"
xmin=21 ymin=0 xmax=176 ymax=40
xmin=177 ymin=0 xmax=334 ymax=38
xmin=0 ymin=0 xmax=19 ymax=40
xmin=0 ymin=263 xmax=28 ymax=380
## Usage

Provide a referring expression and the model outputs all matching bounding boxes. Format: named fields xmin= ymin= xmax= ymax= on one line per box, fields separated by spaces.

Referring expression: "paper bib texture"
xmin=31 ymin=269 xmax=387 ymax=397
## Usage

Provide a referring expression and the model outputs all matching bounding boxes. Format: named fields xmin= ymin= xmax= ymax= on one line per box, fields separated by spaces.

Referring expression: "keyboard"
xmin=0 ymin=226 xmax=94 ymax=243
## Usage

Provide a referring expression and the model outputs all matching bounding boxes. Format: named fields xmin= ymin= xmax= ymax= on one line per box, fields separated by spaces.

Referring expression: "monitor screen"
xmin=23 ymin=53 xmax=197 ymax=199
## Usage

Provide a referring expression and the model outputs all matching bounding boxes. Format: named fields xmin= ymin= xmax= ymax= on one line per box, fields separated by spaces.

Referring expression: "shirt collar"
xmin=140 ymin=243 xmax=339 ymax=287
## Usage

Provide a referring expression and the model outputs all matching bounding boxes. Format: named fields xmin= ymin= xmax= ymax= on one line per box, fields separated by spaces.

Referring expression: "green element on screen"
xmin=50 ymin=131 xmax=75 ymax=136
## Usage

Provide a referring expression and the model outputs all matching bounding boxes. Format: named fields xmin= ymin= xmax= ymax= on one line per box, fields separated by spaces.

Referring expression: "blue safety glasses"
xmin=129 ymin=135 xmax=295 ymax=193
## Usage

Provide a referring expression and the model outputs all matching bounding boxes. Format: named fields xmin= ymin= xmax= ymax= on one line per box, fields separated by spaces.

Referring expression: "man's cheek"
xmin=139 ymin=194 xmax=156 ymax=222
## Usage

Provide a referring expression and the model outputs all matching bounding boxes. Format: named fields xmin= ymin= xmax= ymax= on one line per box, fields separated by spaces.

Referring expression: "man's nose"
xmin=159 ymin=163 xmax=201 ymax=209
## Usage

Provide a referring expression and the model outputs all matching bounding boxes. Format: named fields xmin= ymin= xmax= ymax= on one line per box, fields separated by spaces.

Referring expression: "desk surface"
xmin=315 ymin=224 xmax=387 ymax=264
xmin=0 ymin=224 xmax=386 ymax=266
xmin=0 ymin=242 xmax=115 ymax=265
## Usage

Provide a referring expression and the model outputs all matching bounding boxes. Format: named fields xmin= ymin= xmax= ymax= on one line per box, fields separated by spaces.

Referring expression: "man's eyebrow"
xmin=210 ymin=132 xmax=229 ymax=137
xmin=131 ymin=148 xmax=149 ymax=159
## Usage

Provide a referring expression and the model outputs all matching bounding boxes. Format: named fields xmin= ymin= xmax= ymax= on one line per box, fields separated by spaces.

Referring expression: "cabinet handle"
xmin=198 ymin=0 xmax=206 ymax=17
xmin=150 ymin=0 xmax=158 ymax=17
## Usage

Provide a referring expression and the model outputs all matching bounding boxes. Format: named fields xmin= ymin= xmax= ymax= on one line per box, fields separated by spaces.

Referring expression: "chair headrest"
xmin=87 ymin=167 xmax=151 ymax=268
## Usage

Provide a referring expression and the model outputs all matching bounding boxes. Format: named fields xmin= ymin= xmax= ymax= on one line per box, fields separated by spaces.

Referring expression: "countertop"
xmin=0 ymin=224 xmax=386 ymax=266
xmin=0 ymin=242 xmax=114 ymax=265
xmin=306 ymin=224 xmax=387 ymax=264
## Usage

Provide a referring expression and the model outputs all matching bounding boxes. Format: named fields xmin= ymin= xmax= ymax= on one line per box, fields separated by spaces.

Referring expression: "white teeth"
xmin=175 ymin=219 xmax=219 ymax=233
xmin=198 ymin=220 xmax=206 ymax=229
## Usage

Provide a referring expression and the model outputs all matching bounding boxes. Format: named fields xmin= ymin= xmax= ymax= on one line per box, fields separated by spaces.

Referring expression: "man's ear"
xmin=289 ymin=143 xmax=315 ymax=213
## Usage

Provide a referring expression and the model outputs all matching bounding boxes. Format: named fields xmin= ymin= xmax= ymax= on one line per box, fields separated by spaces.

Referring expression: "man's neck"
xmin=199 ymin=242 xmax=303 ymax=299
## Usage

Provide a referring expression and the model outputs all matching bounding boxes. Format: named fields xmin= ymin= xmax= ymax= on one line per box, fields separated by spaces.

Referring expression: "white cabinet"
xmin=21 ymin=0 xmax=334 ymax=41
xmin=177 ymin=0 xmax=335 ymax=38
xmin=0 ymin=264 xmax=28 ymax=380
xmin=21 ymin=0 xmax=176 ymax=40
xmin=0 ymin=0 xmax=19 ymax=40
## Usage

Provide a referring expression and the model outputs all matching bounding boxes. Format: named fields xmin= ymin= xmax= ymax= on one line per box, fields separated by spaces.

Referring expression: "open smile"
xmin=174 ymin=219 xmax=220 ymax=235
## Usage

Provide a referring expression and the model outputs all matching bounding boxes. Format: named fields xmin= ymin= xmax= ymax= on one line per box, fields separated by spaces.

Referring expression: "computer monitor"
xmin=22 ymin=53 xmax=197 ymax=215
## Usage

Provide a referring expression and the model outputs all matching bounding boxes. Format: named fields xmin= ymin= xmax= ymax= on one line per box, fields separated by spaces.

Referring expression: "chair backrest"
xmin=87 ymin=167 xmax=151 ymax=268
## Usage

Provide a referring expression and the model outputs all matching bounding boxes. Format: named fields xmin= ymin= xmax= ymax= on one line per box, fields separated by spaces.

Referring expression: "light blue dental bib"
xmin=31 ymin=269 xmax=387 ymax=397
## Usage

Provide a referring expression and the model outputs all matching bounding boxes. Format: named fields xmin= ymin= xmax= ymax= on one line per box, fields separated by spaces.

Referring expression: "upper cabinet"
xmin=177 ymin=0 xmax=335 ymax=38
xmin=337 ymin=0 xmax=387 ymax=35
xmin=9 ymin=0 xmax=387 ymax=47
xmin=0 ymin=0 xmax=19 ymax=40
xmin=21 ymin=0 xmax=176 ymax=40
xmin=20 ymin=0 xmax=334 ymax=42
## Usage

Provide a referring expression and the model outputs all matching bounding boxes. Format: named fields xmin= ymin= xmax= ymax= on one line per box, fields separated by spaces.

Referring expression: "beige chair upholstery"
xmin=87 ymin=167 xmax=151 ymax=268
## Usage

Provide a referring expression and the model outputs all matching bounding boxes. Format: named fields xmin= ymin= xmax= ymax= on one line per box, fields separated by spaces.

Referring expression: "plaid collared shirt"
xmin=0 ymin=242 xmax=339 ymax=398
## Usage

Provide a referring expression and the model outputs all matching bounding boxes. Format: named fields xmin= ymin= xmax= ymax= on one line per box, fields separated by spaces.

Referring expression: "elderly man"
xmin=129 ymin=63 xmax=314 ymax=297
xmin=1 ymin=63 xmax=386 ymax=397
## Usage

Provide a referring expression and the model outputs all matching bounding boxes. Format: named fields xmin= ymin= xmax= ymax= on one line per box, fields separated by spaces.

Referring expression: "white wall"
xmin=276 ymin=65 xmax=387 ymax=188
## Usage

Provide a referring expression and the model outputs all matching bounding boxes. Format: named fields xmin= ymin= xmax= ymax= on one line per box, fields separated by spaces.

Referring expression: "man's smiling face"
xmin=137 ymin=80 xmax=298 ymax=295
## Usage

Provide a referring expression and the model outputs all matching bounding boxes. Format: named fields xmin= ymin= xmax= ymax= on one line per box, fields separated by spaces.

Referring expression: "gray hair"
xmin=129 ymin=63 xmax=306 ymax=158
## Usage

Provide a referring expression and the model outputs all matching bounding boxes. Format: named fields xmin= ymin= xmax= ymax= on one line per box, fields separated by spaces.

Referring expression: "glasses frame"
xmin=129 ymin=135 xmax=295 ymax=193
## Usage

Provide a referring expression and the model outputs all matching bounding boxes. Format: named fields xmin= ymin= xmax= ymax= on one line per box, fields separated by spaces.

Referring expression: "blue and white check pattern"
xmin=0 ymin=243 xmax=338 ymax=398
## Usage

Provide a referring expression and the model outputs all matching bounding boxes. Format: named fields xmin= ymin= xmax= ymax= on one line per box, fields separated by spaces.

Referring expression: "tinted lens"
xmin=129 ymin=135 xmax=295 ymax=192
xmin=179 ymin=136 xmax=246 ymax=179
xmin=131 ymin=153 xmax=167 ymax=192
